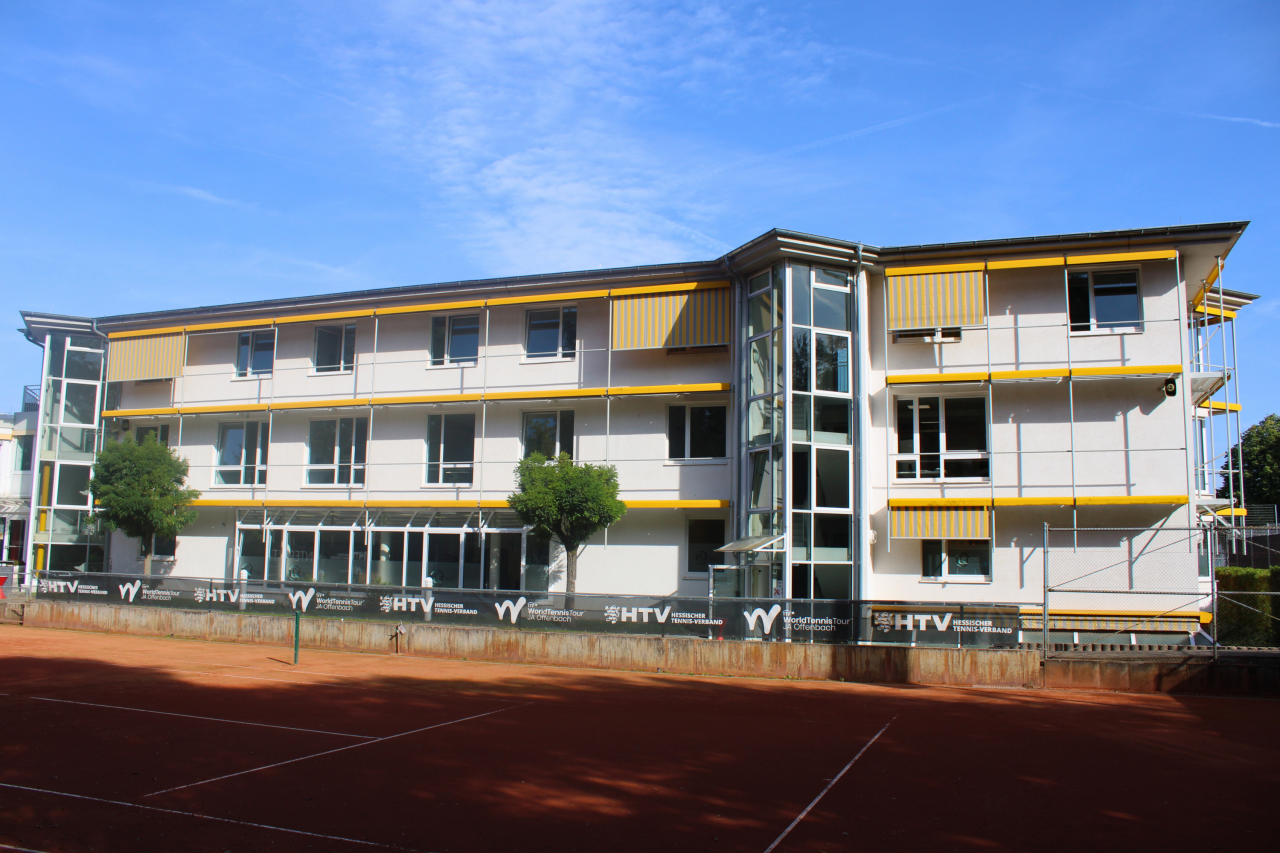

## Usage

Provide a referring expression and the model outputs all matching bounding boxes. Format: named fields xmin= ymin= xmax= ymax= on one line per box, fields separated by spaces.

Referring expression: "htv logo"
xmin=390 ymin=596 xmax=432 ymax=613
xmin=495 ymin=597 xmax=527 ymax=624
xmin=44 ymin=580 xmax=79 ymax=594
xmin=119 ymin=580 xmax=142 ymax=602
xmin=196 ymin=588 xmax=243 ymax=604
xmin=744 ymin=604 xmax=783 ymax=634
xmin=894 ymin=613 xmax=953 ymax=631
xmin=288 ymin=588 xmax=316 ymax=612
xmin=616 ymin=606 xmax=671 ymax=624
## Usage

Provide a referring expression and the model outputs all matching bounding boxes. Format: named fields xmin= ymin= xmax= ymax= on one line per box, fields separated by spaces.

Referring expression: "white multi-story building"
xmin=16 ymin=222 xmax=1254 ymax=635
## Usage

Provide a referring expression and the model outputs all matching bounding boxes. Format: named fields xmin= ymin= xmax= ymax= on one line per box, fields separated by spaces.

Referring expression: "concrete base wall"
xmin=22 ymin=601 xmax=1278 ymax=695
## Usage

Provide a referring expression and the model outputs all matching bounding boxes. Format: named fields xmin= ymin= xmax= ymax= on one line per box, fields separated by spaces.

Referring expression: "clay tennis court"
xmin=1 ymin=625 xmax=1276 ymax=853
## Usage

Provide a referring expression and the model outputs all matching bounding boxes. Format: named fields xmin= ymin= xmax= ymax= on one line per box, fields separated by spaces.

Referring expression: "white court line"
xmin=27 ymin=696 xmax=375 ymax=739
xmin=0 ymin=841 xmax=51 ymax=853
xmin=762 ymin=717 xmax=896 ymax=853
xmin=0 ymin=782 xmax=415 ymax=851
xmin=147 ymin=703 xmax=527 ymax=797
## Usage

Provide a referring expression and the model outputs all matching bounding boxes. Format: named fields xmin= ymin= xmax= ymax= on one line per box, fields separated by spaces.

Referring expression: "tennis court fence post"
xmin=294 ymin=610 xmax=300 ymax=665
xmin=1042 ymin=522 xmax=1050 ymax=662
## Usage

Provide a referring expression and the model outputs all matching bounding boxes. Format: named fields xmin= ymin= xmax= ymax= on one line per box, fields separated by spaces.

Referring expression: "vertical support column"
xmin=605 ymin=296 xmax=612 ymax=549
xmin=1062 ymin=270 xmax=1078 ymax=535
xmin=1042 ymin=521 xmax=1051 ymax=660
xmin=882 ymin=272 xmax=892 ymax=554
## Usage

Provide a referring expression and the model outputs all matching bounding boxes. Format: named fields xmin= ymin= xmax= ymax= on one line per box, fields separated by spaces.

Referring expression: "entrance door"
xmin=285 ymin=531 xmax=315 ymax=582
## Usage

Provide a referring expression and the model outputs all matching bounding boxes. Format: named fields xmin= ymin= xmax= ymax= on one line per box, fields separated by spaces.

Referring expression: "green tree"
xmin=90 ymin=434 xmax=200 ymax=575
xmin=507 ymin=452 xmax=626 ymax=596
xmin=1219 ymin=414 xmax=1280 ymax=505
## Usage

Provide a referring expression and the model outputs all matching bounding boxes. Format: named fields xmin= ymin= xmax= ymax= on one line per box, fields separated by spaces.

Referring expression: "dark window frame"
xmin=313 ymin=324 xmax=357 ymax=373
xmin=667 ymin=404 xmax=728 ymax=459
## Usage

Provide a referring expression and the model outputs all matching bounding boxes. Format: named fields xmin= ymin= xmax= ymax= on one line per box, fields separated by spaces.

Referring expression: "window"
xmin=314 ymin=324 xmax=356 ymax=373
xmin=140 ymin=534 xmax=177 ymax=560
xmin=922 ymin=540 xmax=990 ymax=579
xmin=236 ymin=330 xmax=275 ymax=377
xmin=426 ymin=413 xmax=475 ymax=484
xmin=15 ymin=435 xmax=33 ymax=471
xmin=135 ymin=425 xmax=169 ymax=446
xmin=895 ymin=396 xmax=988 ymax=480
xmin=525 ymin=307 xmax=576 ymax=359
xmin=523 ymin=411 xmax=574 ymax=459
xmin=215 ymin=422 xmax=269 ymax=485
xmin=687 ymin=519 xmax=726 ymax=575
xmin=814 ymin=333 xmax=848 ymax=393
xmin=307 ymin=418 xmax=368 ymax=485
xmin=893 ymin=327 xmax=961 ymax=344
xmin=430 ymin=314 xmax=480 ymax=366
xmin=668 ymin=405 xmax=727 ymax=459
xmin=55 ymin=464 xmax=92 ymax=507
xmin=1068 ymin=270 xmax=1141 ymax=332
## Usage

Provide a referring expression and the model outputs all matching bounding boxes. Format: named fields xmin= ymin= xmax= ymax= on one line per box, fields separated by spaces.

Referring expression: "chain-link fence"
xmin=1043 ymin=525 xmax=1280 ymax=659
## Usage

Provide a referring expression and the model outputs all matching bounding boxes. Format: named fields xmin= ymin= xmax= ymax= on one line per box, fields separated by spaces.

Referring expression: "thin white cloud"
xmin=130 ymin=180 xmax=255 ymax=209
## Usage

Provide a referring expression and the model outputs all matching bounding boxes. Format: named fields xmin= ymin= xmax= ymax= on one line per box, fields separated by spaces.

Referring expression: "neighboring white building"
xmin=15 ymin=222 xmax=1254 ymax=636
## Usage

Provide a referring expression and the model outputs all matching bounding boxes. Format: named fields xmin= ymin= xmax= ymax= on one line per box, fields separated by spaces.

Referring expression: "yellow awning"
xmin=611 ymin=287 xmax=732 ymax=350
xmin=106 ymin=333 xmax=185 ymax=382
xmin=886 ymin=270 xmax=986 ymax=330
xmin=889 ymin=505 xmax=990 ymax=539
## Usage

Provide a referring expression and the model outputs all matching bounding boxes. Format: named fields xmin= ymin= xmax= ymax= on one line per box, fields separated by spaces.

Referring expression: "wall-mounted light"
xmin=121 ymin=419 xmax=131 ymax=431
xmin=1163 ymin=378 xmax=1178 ymax=398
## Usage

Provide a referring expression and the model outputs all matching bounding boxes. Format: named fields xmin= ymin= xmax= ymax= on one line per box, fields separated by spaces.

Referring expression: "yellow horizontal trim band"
xmin=275 ymin=309 xmax=371 ymax=325
xmin=986 ymin=256 xmax=1065 ymax=270
xmin=271 ymin=398 xmax=371 ymax=410
xmin=610 ymin=382 xmax=731 ymax=396
xmin=106 ymin=407 xmax=182 ymax=418
xmin=1018 ymin=607 xmax=1206 ymax=619
xmin=1072 ymin=364 xmax=1182 ymax=377
xmin=377 ymin=299 xmax=486 ymax=316
xmin=1065 ymin=249 xmax=1178 ymax=265
xmin=625 ymin=500 xmax=730 ymax=508
xmin=990 ymin=368 xmax=1070 ymax=380
xmin=1215 ymin=507 xmax=1247 ymax=516
xmin=610 ymin=280 xmax=730 ymax=297
xmin=1193 ymin=304 xmax=1236 ymax=319
xmin=885 ymin=262 xmax=986 ymax=276
xmin=371 ymin=393 xmax=485 ymax=406
xmin=108 ymin=326 xmax=186 ymax=340
xmin=186 ymin=319 xmax=276 ymax=334
xmin=888 ymin=498 xmax=991 ymax=507
xmin=1075 ymin=495 xmax=1189 ymax=506
xmin=367 ymin=500 xmax=508 ymax=508
xmin=487 ymin=288 xmax=609 ymax=307
xmin=1198 ymin=401 xmax=1242 ymax=413
xmin=993 ymin=496 xmax=1073 ymax=506
xmin=486 ymin=388 xmax=606 ymax=401
xmin=887 ymin=372 xmax=990 ymax=385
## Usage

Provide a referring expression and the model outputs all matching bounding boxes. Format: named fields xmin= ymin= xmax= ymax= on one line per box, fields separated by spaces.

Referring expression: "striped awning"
xmin=887 ymin=270 xmax=986 ymax=330
xmin=612 ymin=286 xmax=732 ymax=350
xmin=890 ymin=506 xmax=990 ymax=539
xmin=106 ymin=333 xmax=185 ymax=382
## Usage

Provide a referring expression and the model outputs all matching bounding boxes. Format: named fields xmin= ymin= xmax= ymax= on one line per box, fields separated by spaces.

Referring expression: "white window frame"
xmin=424 ymin=412 xmax=476 ymax=486
xmin=312 ymin=324 xmax=356 ymax=375
xmin=235 ymin=330 xmax=276 ymax=378
xmin=428 ymin=313 xmax=481 ymax=368
xmin=523 ymin=305 xmax=577 ymax=361
xmin=920 ymin=539 xmax=992 ymax=583
xmin=667 ymin=402 xmax=729 ymax=461
xmin=304 ymin=417 xmax=368 ymax=487
xmin=522 ymin=410 xmax=574 ymax=459
xmin=1067 ymin=267 xmax=1143 ymax=336
xmin=212 ymin=421 xmax=269 ymax=487
xmin=893 ymin=394 xmax=990 ymax=482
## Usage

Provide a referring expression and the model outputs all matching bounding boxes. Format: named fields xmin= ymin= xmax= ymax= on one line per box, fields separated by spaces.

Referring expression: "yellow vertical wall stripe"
xmin=887 ymin=270 xmax=987 ymax=330
xmin=611 ymin=288 xmax=731 ymax=350
xmin=106 ymin=333 xmax=186 ymax=382
xmin=889 ymin=506 xmax=991 ymax=539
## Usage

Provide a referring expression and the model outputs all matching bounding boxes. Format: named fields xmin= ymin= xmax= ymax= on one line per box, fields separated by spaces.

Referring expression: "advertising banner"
xmin=863 ymin=602 xmax=1021 ymax=648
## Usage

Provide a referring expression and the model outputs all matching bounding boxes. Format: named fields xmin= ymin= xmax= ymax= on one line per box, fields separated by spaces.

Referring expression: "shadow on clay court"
xmin=1 ymin=650 xmax=1277 ymax=853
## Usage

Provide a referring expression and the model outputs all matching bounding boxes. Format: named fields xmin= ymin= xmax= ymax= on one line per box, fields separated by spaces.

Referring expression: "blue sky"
xmin=1 ymin=0 xmax=1277 ymax=419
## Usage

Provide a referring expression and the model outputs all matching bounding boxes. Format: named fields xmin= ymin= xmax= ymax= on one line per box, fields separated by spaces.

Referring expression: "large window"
xmin=687 ymin=519 xmax=726 ymax=575
xmin=523 ymin=411 xmax=574 ymax=459
xmin=314 ymin=324 xmax=356 ymax=373
xmin=894 ymin=396 xmax=988 ymax=480
xmin=1068 ymin=269 xmax=1141 ymax=333
xmin=215 ymin=422 xmax=269 ymax=485
xmin=15 ymin=435 xmax=33 ymax=471
xmin=135 ymin=425 xmax=169 ymax=446
xmin=307 ymin=417 xmax=368 ymax=485
xmin=525 ymin=307 xmax=576 ymax=359
xmin=668 ymin=405 xmax=727 ymax=459
xmin=236 ymin=330 xmax=275 ymax=377
xmin=430 ymin=314 xmax=480 ymax=366
xmin=426 ymin=413 xmax=475 ymax=484
xmin=922 ymin=540 xmax=990 ymax=580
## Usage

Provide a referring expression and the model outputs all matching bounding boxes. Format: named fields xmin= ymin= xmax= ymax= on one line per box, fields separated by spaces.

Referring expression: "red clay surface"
xmin=1 ymin=625 xmax=1277 ymax=853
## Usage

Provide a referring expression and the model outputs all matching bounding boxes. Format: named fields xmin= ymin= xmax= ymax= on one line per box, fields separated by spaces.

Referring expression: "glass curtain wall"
xmin=740 ymin=262 xmax=857 ymax=601
xmin=31 ymin=332 xmax=107 ymax=576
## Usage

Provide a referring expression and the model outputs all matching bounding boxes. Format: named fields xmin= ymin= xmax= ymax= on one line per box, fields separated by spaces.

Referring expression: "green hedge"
xmin=1215 ymin=567 xmax=1280 ymax=646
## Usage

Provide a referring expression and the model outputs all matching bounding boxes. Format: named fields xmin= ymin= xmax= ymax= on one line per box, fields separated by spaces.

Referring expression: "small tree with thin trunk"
xmin=90 ymin=434 xmax=200 ymax=575
xmin=507 ymin=452 xmax=626 ymax=596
